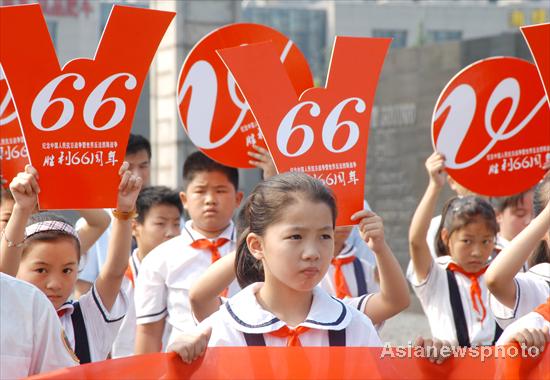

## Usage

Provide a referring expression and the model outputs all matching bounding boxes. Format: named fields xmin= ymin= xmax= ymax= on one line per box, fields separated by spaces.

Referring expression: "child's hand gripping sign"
xmin=0 ymin=4 xmax=174 ymax=209
xmin=0 ymin=65 xmax=28 ymax=188
xmin=177 ymin=23 xmax=313 ymax=168
xmin=432 ymin=56 xmax=550 ymax=197
xmin=218 ymin=37 xmax=391 ymax=225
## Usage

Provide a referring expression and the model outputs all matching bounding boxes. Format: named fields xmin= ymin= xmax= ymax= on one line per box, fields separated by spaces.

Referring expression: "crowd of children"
xmin=1 ymin=134 xmax=549 ymax=377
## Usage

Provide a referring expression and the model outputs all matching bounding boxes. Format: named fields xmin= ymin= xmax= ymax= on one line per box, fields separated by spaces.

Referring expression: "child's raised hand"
xmin=413 ymin=336 xmax=453 ymax=365
xmin=168 ymin=327 xmax=212 ymax=364
xmin=248 ymin=145 xmax=277 ymax=180
xmin=9 ymin=165 xmax=40 ymax=212
xmin=351 ymin=209 xmax=387 ymax=253
xmin=425 ymin=152 xmax=446 ymax=188
xmin=116 ymin=161 xmax=143 ymax=212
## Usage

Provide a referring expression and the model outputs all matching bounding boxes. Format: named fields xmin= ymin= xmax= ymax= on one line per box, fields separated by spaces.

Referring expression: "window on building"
xmin=372 ymin=29 xmax=407 ymax=48
xmin=426 ymin=30 xmax=462 ymax=44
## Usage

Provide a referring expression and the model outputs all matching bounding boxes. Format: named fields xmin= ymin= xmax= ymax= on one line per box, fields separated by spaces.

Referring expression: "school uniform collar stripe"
xmin=182 ymin=224 xmax=196 ymax=242
xmin=91 ymin=286 xmax=125 ymax=324
xmin=130 ymin=250 xmax=140 ymax=277
xmin=303 ymin=297 xmax=347 ymax=326
xmin=223 ymin=283 xmax=352 ymax=333
xmin=225 ymin=302 xmax=280 ymax=329
xmin=338 ymin=244 xmax=355 ymax=258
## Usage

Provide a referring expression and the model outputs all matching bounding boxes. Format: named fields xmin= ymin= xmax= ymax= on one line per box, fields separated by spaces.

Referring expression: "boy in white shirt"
xmin=134 ymin=152 xmax=243 ymax=353
xmin=111 ymin=186 xmax=183 ymax=358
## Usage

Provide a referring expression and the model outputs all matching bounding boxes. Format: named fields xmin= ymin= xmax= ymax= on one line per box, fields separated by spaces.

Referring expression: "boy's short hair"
xmin=136 ymin=186 xmax=183 ymax=224
xmin=182 ymin=151 xmax=239 ymax=191
xmin=489 ymin=190 xmax=533 ymax=213
xmin=126 ymin=134 xmax=151 ymax=160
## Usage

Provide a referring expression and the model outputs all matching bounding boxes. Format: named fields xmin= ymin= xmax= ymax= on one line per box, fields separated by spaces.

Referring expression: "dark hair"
xmin=235 ymin=172 xmax=337 ymax=288
xmin=1 ymin=187 xmax=14 ymax=203
xmin=135 ymin=186 xmax=183 ymax=224
xmin=126 ymin=134 xmax=151 ymax=160
xmin=489 ymin=190 xmax=534 ymax=214
xmin=22 ymin=212 xmax=81 ymax=261
xmin=182 ymin=151 xmax=239 ymax=191
xmin=435 ymin=196 xmax=499 ymax=257
xmin=528 ymin=178 xmax=550 ymax=267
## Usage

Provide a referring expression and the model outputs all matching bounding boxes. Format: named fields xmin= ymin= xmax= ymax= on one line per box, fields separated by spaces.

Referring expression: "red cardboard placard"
xmin=27 ymin=346 xmax=549 ymax=380
xmin=177 ymin=23 xmax=313 ymax=168
xmin=218 ymin=37 xmax=390 ymax=225
xmin=521 ymin=23 xmax=550 ymax=104
xmin=0 ymin=4 xmax=174 ymax=209
xmin=432 ymin=57 xmax=550 ymax=197
xmin=0 ymin=65 xmax=28 ymax=188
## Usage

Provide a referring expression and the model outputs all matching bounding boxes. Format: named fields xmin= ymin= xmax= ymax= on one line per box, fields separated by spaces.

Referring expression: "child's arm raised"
xmin=95 ymin=162 xmax=142 ymax=311
xmin=248 ymin=145 xmax=277 ymax=180
xmin=75 ymin=209 xmax=110 ymax=255
xmin=189 ymin=251 xmax=236 ymax=322
xmin=351 ymin=210 xmax=410 ymax=325
xmin=485 ymin=200 xmax=550 ymax=308
xmin=408 ymin=152 xmax=446 ymax=282
xmin=0 ymin=165 xmax=39 ymax=276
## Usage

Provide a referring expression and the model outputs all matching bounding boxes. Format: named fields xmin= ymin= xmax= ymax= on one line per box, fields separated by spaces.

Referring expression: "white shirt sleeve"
xmin=78 ymin=283 xmax=128 ymax=361
xmin=490 ymin=274 xmax=550 ymax=329
xmin=135 ymin=253 xmax=168 ymax=325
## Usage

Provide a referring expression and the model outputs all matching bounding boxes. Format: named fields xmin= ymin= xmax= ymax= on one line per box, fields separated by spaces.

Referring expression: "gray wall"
xmin=367 ymin=32 xmax=535 ymax=269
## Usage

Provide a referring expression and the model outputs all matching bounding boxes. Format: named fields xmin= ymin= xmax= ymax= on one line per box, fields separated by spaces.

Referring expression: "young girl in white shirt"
xmin=408 ymin=152 xmax=501 ymax=347
xmin=0 ymin=163 xmax=141 ymax=363
xmin=172 ymin=172 xmax=383 ymax=354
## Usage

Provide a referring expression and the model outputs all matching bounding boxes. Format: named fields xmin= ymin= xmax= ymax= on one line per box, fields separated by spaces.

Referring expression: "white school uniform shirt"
xmin=196 ymin=282 xmax=382 ymax=347
xmin=0 ymin=273 xmax=78 ymax=379
xmin=135 ymin=220 xmax=239 ymax=348
xmin=408 ymin=256 xmax=497 ymax=346
xmin=489 ymin=263 xmax=550 ymax=329
xmin=56 ymin=283 xmax=128 ymax=362
xmin=496 ymin=307 xmax=550 ymax=346
xmin=320 ymin=244 xmax=380 ymax=315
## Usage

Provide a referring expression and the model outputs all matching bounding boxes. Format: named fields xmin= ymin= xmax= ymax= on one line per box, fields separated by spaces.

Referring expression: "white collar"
xmin=56 ymin=301 xmax=75 ymax=317
xmin=181 ymin=220 xmax=236 ymax=245
xmin=130 ymin=248 xmax=141 ymax=278
xmin=334 ymin=244 xmax=355 ymax=260
xmin=223 ymin=282 xmax=352 ymax=333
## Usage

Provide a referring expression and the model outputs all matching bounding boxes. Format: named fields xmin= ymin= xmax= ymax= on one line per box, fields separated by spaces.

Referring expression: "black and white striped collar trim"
xmin=223 ymin=283 xmax=352 ymax=334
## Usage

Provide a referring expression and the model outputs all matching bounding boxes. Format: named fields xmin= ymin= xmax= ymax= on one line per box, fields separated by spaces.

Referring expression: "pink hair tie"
xmin=25 ymin=221 xmax=80 ymax=242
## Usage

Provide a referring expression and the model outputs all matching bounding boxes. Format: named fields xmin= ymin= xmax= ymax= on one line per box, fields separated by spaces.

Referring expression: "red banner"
xmin=0 ymin=4 xmax=174 ymax=209
xmin=218 ymin=37 xmax=390 ymax=225
xmin=26 ymin=346 xmax=549 ymax=380
xmin=0 ymin=64 xmax=28 ymax=188
xmin=432 ymin=57 xmax=550 ymax=196
xmin=177 ymin=23 xmax=313 ymax=168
